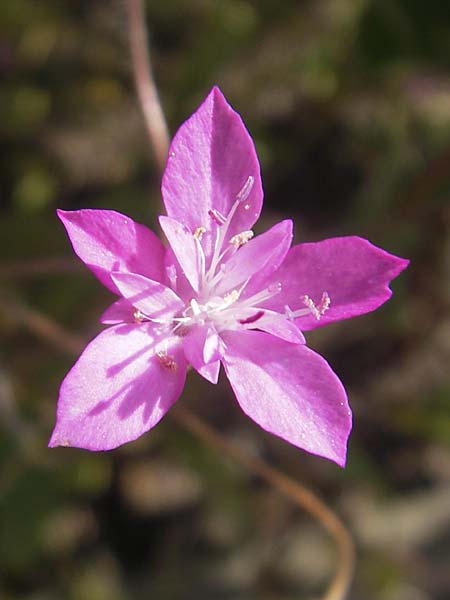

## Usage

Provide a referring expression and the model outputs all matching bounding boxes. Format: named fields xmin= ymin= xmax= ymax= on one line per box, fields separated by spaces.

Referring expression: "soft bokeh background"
xmin=1 ymin=1 xmax=450 ymax=599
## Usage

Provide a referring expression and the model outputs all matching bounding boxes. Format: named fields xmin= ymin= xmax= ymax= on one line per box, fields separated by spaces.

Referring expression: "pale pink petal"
xmin=162 ymin=87 xmax=263 ymax=245
xmin=183 ymin=324 xmax=223 ymax=383
xmin=196 ymin=361 xmax=221 ymax=384
xmin=243 ymin=310 xmax=305 ymax=344
xmin=262 ymin=236 xmax=409 ymax=330
xmin=49 ymin=324 xmax=186 ymax=450
xmin=159 ymin=216 xmax=203 ymax=293
xmin=111 ymin=272 xmax=184 ymax=320
xmin=215 ymin=220 xmax=293 ymax=296
xmin=222 ymin=330 xmax=352 ymax=466
xmin=100 ymin=299 xmax=134 ymax=324
xmin=57 ymin=209 xmax=165 ymax=294
xmin=163 ymin=247 xmax=195 ymax=303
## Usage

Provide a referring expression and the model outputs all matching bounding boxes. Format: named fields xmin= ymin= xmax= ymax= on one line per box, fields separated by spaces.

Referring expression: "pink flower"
xmin=49 ymin=87 xmax=408 ymax=466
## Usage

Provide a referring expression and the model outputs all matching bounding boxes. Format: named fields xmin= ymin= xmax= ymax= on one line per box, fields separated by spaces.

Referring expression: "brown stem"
xmin=0 ymin=257 xmax=80 ymax=279
xmin=171 ymin=405 xmax=354 ymax=600
xmin=0 ymin=292 xmax=84 ymax=356
xmin=4 ymin=294 xmax=354 ymax=600
xmin=126 ymin=0 xmax=170 ymax=176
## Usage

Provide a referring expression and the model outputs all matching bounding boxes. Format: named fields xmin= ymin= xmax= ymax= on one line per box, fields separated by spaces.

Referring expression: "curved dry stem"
xmin=0 ymin=257 xmax=80 ymax=279
xmin=172 ymin=404 xmax=354 ymax=600
xmin=0 ymin=291 xmax=85 ymax=356
xmin=126 ymin=0 xmax=170 ymax=176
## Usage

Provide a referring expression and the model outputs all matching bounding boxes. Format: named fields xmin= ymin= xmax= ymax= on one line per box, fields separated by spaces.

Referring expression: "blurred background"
xmin=1 ymin=1 xmax=450 ymax=599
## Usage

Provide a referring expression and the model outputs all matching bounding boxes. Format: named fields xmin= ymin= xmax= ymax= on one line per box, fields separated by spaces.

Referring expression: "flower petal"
xmin=100 ymin=299 xmax=134 ymax=324
xmin=162 ymin=87 xmax=263 ymax=243
xmin=215 ymin=220 xmax=293 ymax=295
xmin=49 ymin=324 xmax=186 ymax=450
xmin=245 ymin=310 xmax=305 ymax=344
xmin=222 ymin=330 xmax=352 ymax=466
xmin=159 ymin=216 xmax=203 ymax=293
xmin=57 ymin=209 xmax=165 ymax=294
xmin=197 ymin=361 xmax=221 ymax=384
xmin=262 ymin=236 xmax=409 ymax=330
xmin=111 ymin=272 xmax=184 ymax=320
xmin=183 ymin=324 xmax=223 ymax=383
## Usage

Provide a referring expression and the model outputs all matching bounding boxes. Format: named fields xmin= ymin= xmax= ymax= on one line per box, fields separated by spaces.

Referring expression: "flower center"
xmin=132 ymin=175 xmax=331 ymax=335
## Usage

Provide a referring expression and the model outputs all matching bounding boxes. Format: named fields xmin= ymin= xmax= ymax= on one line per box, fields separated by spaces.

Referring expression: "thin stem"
xmin=126 ymin=0 xmax=170 ymax=175
xmin=0 ymin=292 xmax=84 ymax=356
xmin=171 ymin=405 xmax=354 ymax=600
xmin=4 ymin=294 xmax=354 ymax=600
xmin=0 ymin=257 xmax=80 ymax=279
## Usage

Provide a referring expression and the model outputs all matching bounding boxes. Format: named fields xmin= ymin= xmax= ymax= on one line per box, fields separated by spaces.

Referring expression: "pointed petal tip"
xmin=56 ymin=208 xmax=68 ymax=222
xmin=333 ymin=447 xmax=348 ymax=468
xmin=48 ymin=430 xmax=69 ymax=449
xmin=207 ymin=85 xmax=226 ymax=103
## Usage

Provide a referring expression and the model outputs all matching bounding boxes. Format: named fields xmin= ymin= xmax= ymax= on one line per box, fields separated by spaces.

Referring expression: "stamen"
xmin=302 ymin=292 xmax=331 ymax=320
xmin=156 ymin=351 xmax=178 ymax=372
xmin=236 ymin=175 xmax=254 ymax=203
xmin=223 ymin=289 xmax=240 ymax=306
xmin=193 ymin=226 xmax=206 ymax=240
xmin=133 ymin=309 xmax=145 ymax=322
xmin=237 ymin=282 xmax=282 ymax=309
xmin=268 ymin=282 xmax=283 ymax=294
xmin=239 ymin=310 xmax=264 ymax=325
xmin=189 ymin=298 xmax=202 ymax=316
xmin=193 ymin=235 xmax=206 ymax=286
xmin=208 ymin=208 xmax=226 ymax=226
xmin=229 ymin=230 xmax=254 ymax=248
xmin=204 ymin=175 xmax=255 ymax=287
xmin=284 ymin=305 xmax=294 ymax=320
xmin=166 ymin=264 xmax=177 ymax=289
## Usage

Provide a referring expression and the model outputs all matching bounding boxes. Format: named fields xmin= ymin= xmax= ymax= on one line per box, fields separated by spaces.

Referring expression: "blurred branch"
xmin=0 ymin=291 xmax=84 ymax=356
xmin=5 ymin=294 xmax=354 ymax=600
xmin=126 ymin=0 xmax=170 ymax=176
xmin=172 ymin=406 xmax=354 ymax=600
xmin=0 ymin=257 xmax=80 ymax=279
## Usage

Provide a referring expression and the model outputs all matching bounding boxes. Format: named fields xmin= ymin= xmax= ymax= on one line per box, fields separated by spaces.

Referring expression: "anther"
xmin=223 ymin=289 xmax=240 ymax=305
xmin=133 ymin=309 xmax=145 ymax=322
xmin=156 ymin=351 xmax=178 ymax=372
xmin=166 ymin=264 xmax=177 ymax=289
xmin=208 ymin=208 xmax=227 ymax=226
xmin=229 ymin=230 xmax=254 ymax=248
xmin=268 ymin=282 xmax=283 ymax=294
xmin=302 ymin=292 xmax=330 ymax=320
xmin=193 ymin=226 xmax=206 ymax=240
xmin=236 ymin=175 xmax=254 ymax=203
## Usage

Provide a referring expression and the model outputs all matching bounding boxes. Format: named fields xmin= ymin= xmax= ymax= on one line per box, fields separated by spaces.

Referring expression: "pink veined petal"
xmin=262 ymin=236 xmax=409 ymax=330
xmin=49 ymin=324 xmax=186 ymax=451
xmin=221 ymin=330 xmax=352 ymax=466
xmin=162 ymin=87 xmax=263 ymax=248
xmin=159 ymin=216 xmax=203 ymax=293
xmin=183 ymin=324 xmax=223 ymax=383
xmin=57 ymin=209 xmax=165 ymax=294
xmin=214 ymin=220 xmax=293 ymax=296
xmin=111 ymin=272 xmax=184 ymax=320
xmin=100 ymin=298 xmax=134 ymax=324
